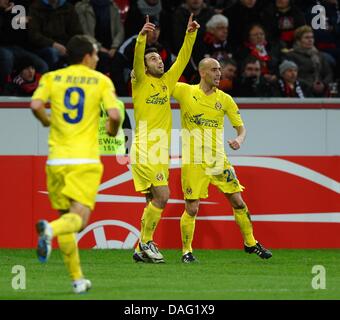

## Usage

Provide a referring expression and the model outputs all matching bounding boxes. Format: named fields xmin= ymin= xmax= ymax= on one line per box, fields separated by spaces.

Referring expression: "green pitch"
xmin=0 ymin=249 xmax=339 ymax=300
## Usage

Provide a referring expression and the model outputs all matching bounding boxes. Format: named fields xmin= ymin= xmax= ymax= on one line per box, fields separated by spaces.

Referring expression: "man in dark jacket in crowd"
xmin=232 ymin=55 xmax=272 ymax=97
xmin=28 ymin=0 xmax=83 ymax=69
xmin=271 ymin=60 xmax=313 ymax=97
xmin=0 ymin=0 xmax=47 ymax=92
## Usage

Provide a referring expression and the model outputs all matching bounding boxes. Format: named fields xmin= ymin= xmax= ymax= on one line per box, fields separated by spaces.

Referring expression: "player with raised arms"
xmin=131 ymin=14 xmax=199 ymax=263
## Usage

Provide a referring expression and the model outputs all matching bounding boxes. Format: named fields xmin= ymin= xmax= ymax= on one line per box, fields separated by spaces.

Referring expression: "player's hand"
xmin=228 ymin=138 xmax=241 ymax=150
xmin=140 ymin=15 xmax=155 ymax=36
xmin=186 ymin=13 xmax=200 ymax=33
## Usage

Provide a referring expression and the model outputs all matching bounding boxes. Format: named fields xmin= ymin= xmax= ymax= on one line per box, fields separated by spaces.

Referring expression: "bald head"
xmin=198 ymin=58 xmax=220 ymax=71
xmin=198 ymin=58 xmax=221 ymax=89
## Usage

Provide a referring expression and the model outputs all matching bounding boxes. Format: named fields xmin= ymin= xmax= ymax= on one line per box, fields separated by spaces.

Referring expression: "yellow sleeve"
xmin=166 ymin=30 xmax=197 ymax=92
xmin=32 ymin=72 xmax=51 ymax=102
xmin=101 ymin=76 xmax=119 ymax=111
xmin=224 ymin=94 xmax=244 ymax=127
xmin=133 ymin=33 xmax=147 ymax=83
xmin=172 ymin=82 xmax=188 ymax=102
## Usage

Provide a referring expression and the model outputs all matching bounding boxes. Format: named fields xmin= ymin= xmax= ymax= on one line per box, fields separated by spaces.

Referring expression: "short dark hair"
xmin=221 ymin=57 xmax=237 ymax=68
xmin=144 ymin=47 xmax=159 ymax=65
xmin=66 ymin=35 xmax=98 ymax=64
xmin=242 ymin=55 xmax=260 ymax=71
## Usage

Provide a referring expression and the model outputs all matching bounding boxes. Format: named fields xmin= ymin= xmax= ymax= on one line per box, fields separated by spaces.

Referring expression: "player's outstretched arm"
xmin=133 ymin=15 xmax=155 ymax=81
xmin=31 ymin=100 xmax=51 ymax=127
xmin=167 ymin=14 xmax=199 ymax=89
xmin=106 ymin=108 xmax=121 ymax=137
xmin=228 ymin=126 xmax=246 ymax=150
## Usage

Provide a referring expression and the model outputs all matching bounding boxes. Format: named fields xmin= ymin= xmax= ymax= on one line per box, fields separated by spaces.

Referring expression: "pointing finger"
xmin=189 ymin=13 xmax=193 ymax=24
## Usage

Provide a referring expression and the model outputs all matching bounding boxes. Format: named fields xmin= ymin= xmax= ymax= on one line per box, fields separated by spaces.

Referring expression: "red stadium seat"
xmin=114 ymin=0 xmax=130 ymax=23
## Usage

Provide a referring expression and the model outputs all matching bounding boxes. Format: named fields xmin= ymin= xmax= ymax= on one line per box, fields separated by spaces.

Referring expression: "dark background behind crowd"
xmin=1 ymin=0 xmax=339 ymax=98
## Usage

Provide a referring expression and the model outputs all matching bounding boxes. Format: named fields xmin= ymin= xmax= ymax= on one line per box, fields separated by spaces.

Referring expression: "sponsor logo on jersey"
xmin=188 ymin=113 xmax=219 ymax=127
xmin=146 ymin=93 xmax=168 ymax=105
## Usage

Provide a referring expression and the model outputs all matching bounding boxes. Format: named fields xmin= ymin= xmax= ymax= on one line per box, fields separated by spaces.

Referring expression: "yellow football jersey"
xmin=172 ymin=83 xmax=244 ymax=166
xmin=131 ymin=31 xmax=197 ymax=165
xmin=32 ymin=64 xmax=118 ymax=161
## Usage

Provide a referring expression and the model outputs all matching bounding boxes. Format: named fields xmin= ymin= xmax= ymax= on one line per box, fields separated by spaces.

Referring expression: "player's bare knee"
xmin=226 ymin=193 xmax=245 ymax=210
xmin=153 ymin=194 xmax=169 ymax=209
xmin=187 ymin=207 xmax=198 ymax=216
xmin=80 ymin=215 xmax=89 ymax=230
xmin=232 ymin=200 xmax=246 ymax=210
xmin=185 ymin=201 xmax=199 ymax=216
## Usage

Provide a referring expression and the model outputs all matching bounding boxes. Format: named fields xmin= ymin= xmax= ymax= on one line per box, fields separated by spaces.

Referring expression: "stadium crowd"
xmin=0 ymin=0 xmax=339 ymax=98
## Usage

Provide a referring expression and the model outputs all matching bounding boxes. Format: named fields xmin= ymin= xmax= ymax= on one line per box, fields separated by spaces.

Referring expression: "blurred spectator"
xmin=218 ymin=57 xmax=237 ymax=94
xmin=75 ymin=0 xmax=124 ymax=77
xmin=160 ymin=0 xmax=182 ymax=12
xmin=232 ymin=55 xmax=272 ymax=97
xmin=237 ymin=23 xmax=282 ymax=83
xmin=195 ymin=14 xmax=233 ymax=62
xmin=2 ymin=57 xmax=42 ymax=96
xmin=28 ymin=0 xmax=83 ymax=70
xmin=284 ymin=25 xmax=333 ymax=97
xmin=304 ymin=0 xmax=340 ymax=80
xmin=113 ymin=16 xmax=173 ymax=95
xmin=172 ymin=0 xmax=214 ymax=54
xmin=0 ymin=0 xmax=48 ymax=92
xmin=271 ymin=60 xmax=313 ymax=97
xmin=124 ymin=0 xmax=163 ymax=39
xmin=261 ymin=0 xmax=306 ymax=48
xmin=206 ymin=0 xmax=237 ymax=13
xmin=223 ymin=0 xmax=263 ymax=51
xmin=75 ymin=0 xmax=124 ymax=56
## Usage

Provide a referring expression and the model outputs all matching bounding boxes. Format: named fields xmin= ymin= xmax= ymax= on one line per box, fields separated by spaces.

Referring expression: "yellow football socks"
xmin=180 ymin=210 xmax=196 ymax=254
xmin=57 ymin=233 xmax=83 ymax=281
xmin=233 ymin=206 xmax=257 ymax=247
xmin=50 ymin=213 xmax=82 ymax=237
xmin=135 ymin=206 xmax=148 ymax=252
xmin=140 ymin=202 xmax=163 ymax=244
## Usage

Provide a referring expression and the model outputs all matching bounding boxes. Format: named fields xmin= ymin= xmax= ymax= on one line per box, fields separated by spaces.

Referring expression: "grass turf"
xmin=0 ymin=249 xmax=339 ymax=300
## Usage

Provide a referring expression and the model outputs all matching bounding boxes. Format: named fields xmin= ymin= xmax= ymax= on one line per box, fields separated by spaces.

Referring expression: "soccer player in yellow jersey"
xmin=30 ymin=35 xmax=121 ymax=293
xmin=172 ymin=58 xmax=272 ymax=263
xmin=131 ymin=15 xmax=200 ymax=263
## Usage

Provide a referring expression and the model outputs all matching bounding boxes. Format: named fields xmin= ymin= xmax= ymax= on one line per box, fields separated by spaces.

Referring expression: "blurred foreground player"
xmin=30 ymin=35 xmax=120 ymax=293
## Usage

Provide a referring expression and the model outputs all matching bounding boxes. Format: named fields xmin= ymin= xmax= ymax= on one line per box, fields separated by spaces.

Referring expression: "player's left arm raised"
xmin=133 ymin=15 xmax=155 ymax=82
xmin=228 ymin=126 xmax=246 ymax=150
xmin=167 ymin=14 xmax=199 ymax=88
